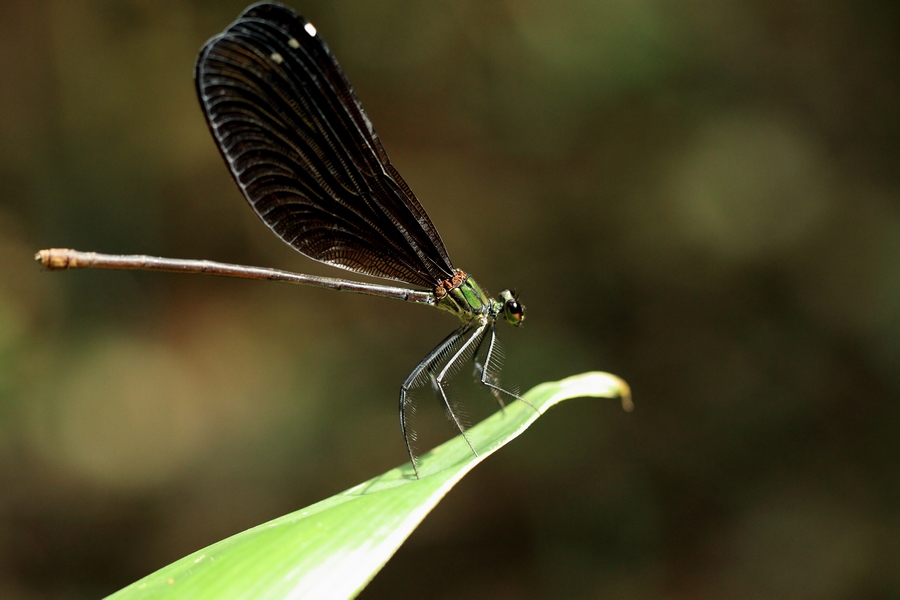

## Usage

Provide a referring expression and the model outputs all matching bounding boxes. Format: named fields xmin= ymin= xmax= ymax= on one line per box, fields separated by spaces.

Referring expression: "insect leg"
xmin=480 ymin=322 xmax=537 ymax=412
xmin=400 ymin=324 xmax=468 ymax=477
xmin=433 ymin=321 xmax=489 ymax=459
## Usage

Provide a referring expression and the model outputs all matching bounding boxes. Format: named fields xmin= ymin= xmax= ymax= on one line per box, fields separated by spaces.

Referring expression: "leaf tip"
xmin=606 ymin=374 xmax=632 ymax=412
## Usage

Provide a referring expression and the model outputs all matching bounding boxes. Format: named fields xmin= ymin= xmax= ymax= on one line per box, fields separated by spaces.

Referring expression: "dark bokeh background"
xmin=1 ymin=0 xmax=898 ymax=598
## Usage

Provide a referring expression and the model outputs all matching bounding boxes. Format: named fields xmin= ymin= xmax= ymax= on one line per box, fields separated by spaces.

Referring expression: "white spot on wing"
xmin=270 ymin=51 xmax=283 ymax=64
xmin=288 ymin=37 xmax=300 ymax=49
xmin=304 ymin=22 xmax=317 ymax=37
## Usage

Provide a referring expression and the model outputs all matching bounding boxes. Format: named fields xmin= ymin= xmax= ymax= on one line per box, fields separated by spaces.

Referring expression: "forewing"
xmin=194 ymin=3 xmax=454 ymax=288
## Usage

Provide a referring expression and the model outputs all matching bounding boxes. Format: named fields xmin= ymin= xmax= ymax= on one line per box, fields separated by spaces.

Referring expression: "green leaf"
xmin=108 ymin=371 xmax=631 ymax=600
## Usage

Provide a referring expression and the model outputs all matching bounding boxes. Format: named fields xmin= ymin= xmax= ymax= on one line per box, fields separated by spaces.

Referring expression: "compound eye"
xmin=504 ymin=299 xmax=526 ymax=326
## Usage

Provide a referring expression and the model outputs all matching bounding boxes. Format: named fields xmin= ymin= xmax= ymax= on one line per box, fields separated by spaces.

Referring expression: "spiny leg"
xmin=480 ymin=322 xmax=538 ymax=412
xmin=433 ymin=321 xmax=489 ymax=459
xmin=472 ymin=328 xmax=488 ymax=376
xmin=471 ymin=327 xmax=506 ymax=410
xmin=400 ymin=324 xmax=468 ymax=478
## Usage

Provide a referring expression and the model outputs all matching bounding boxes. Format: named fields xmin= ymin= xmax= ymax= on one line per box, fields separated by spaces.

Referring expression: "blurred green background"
xmin=1 ymin=0 xmax=898 ymax=597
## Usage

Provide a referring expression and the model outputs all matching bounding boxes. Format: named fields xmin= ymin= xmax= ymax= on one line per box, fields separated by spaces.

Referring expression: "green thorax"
xmin=436 ymin=274 xmax=493 ymax=321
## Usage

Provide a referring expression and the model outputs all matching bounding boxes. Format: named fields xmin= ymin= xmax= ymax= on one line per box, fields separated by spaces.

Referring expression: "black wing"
xmin=194 ymin=2 xmax=455 ymax=288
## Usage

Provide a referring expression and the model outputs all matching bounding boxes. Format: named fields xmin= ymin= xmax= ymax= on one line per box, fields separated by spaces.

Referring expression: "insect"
xmin=36 ymin=2 xmax=525 ymax=477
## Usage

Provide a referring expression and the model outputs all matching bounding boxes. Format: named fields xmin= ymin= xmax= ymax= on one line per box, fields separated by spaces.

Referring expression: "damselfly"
xmin=37 ymin=2 xmax=526 ymax=477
